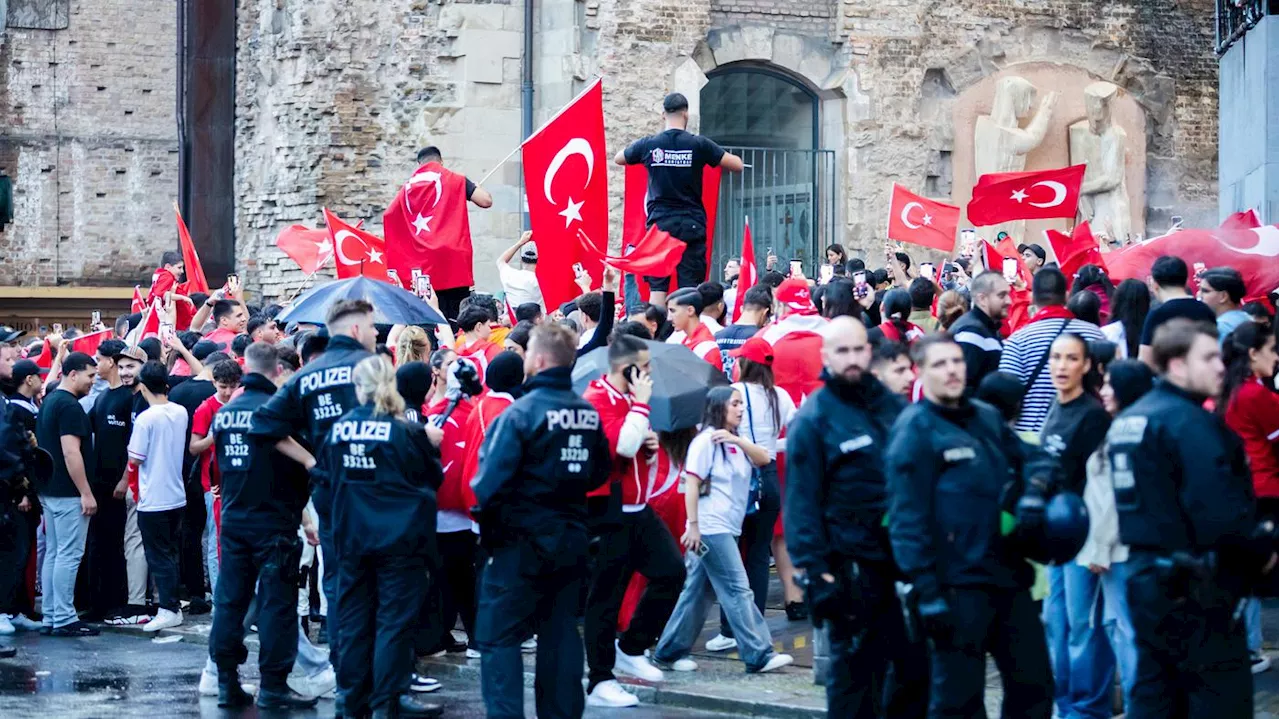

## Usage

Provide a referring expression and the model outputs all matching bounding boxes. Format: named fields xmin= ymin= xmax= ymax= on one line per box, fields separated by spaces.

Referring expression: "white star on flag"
xmin=315 ymin=240 xmax=331 ymax=256
xmin=922 ymin=214 xmax=933 ymax=226
xmin=1011 ymin=189 xmax=1028 ymax=203
xmin=412 ymin=213 xmax=433 ymax=235
xmin=558 ymin=198 xmax=584 ymax=228
xmin=367 ymin=248 xmax=383 ymax=264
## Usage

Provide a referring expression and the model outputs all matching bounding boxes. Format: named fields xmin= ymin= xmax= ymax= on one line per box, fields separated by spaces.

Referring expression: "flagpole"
xmin=475 ymin=144 xmax=524 ymax=187
xmin=283 ymin=254 xmax=333 ymax=305
xmin=474 ymin=76 xmax=605 ymax=187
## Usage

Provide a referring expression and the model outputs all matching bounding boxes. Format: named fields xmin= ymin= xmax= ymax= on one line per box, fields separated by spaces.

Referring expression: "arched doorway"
xmin=700 ymin=65 xmax=834 ymax=278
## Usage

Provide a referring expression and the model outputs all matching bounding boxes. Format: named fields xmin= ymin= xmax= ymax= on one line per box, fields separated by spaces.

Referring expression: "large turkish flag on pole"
xmin=383 ymin=161 xmax=474 ymax=290
xmin=323 ymin=208 xmax=392 ymax=283
xmin=886 ymin=184 xmax=961 ymax=252
xmin=967 ymin=165 xmax=1086 ymax=225
xmin=523 ymin=79 xmax=609 ymax=311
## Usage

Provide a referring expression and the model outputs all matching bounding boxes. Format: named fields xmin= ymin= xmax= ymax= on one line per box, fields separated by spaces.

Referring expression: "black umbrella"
xmin=275 ymin=276 xmax=447 ymax=327
xmin=573 ymin=339 xmax=729 ymax=431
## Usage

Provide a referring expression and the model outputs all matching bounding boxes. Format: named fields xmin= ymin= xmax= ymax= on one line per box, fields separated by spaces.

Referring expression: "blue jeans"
xmin=1044 ymin=565 xmax=1070 ymax=717
xmin=1099 ymin=562 xmax=1138 ymax=706
xmin=654 ymin=532 xmax=777 ymax=671
xmin=204 ymin=492 xmax=219 ymax=596
xmin=39 ymin=495 xmax=90 ymax=628
xmin=1063 ymin=562 xmax=1117 ymax=718
xmin=1245 ymin=598 xmax=1263 ymax=653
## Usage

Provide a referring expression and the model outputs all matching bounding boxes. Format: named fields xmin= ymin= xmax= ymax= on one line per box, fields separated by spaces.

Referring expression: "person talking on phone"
xmin=786 ymin=316 xmax=928 ymax=718
xmin=580 ymin=336 xmax=686 ymax=708
xmin=652 ymin=386 xmax=794 ymax=675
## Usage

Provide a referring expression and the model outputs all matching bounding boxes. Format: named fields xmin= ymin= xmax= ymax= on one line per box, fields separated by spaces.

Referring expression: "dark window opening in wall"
xmin=700 ymin=65 xmax=833 ymax=276
xmin=6 ymin=0 xmax=71 ymax=30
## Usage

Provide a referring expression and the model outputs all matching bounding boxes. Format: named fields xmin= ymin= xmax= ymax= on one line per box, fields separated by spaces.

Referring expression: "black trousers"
xmin=1124 ymin=551 xmax=1252 ymax=719
xmin=137 ymin=507 xmax=184 ymax=612
xmin=179 ymin=477 xmax=206 ymax=600
xmin=477 ymin=542 xmax=586 ymax=719
xmin=0 ymin=503 xmax=31 ymax=616
xmin=419 ymin=530 xmax=478 ymax=653
xmin=210 ymin=528 xmax=300 ymax=687
xmin=721 ymin=463 xmax=780 ymax=637
xmin=336 ymin=551 xmax=427 ymax=714
xmin=928 ymin=587 xmax=1053 ymax=719
xmin=584 ymin=506 xmax=685 ymax=690
xmin=826 ymin=562 xmax=929 ymax=719
xmin=82 ymin=484 xmax=128 ymax=617
xmin=644 ymin=218 xmax=707 ymax=293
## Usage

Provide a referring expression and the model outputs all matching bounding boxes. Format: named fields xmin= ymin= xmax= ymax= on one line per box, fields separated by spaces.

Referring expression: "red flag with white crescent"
xmin=1105 ymin=225 xmax=1279 ymax=299
xmin=275 ymin=224 xmax=333 ymax=275
xmin=523 ymin=79 xmax=608 ymax=311
xmin=322 ymin=208 xmax=392 ymax=283
xmin=383 ymin=162 xmax=473 ymax=290
xmin=886 ymin=184 xmax=961 ymax=252
xmin=967 ymin=165 xmax=1086 ymax=225
xmin=731 ymin=217 xmax=758 ymax=323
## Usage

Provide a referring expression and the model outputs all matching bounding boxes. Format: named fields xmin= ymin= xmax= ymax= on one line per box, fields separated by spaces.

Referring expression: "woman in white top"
xmin=652 ymin=387 xmax=794 ymax=674
xmin=1099 ymin=279 xmax=1150 ymax=360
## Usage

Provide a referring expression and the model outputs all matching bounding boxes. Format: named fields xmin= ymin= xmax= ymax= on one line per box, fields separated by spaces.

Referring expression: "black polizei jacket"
xmin=784 ymin=373 xmax=907 ymax=577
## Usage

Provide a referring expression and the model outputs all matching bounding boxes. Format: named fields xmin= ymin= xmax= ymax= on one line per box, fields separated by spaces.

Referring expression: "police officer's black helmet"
xmin=1021 ymin=492 xmax=1090 ymax=565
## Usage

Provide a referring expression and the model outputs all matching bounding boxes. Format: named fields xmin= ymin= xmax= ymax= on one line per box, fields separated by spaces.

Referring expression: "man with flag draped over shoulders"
xmin=384 ymin=147 xmax=493 ymax=321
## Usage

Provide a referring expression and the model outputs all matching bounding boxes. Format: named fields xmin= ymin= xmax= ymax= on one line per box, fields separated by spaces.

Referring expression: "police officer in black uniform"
xmin=326 ymin=355 xmax=443 ymax=719
xmin=471 ymin=324 xmax=612 ymax=719
xmin=886 ymin=334 xmax=1054 ymax=718
xmin=249 ymin=299 xmax=375 ymax=715
xmin=209 ymin=341 xmax=317 ymax=710
xmin=786 ymin=317 xmax=928 ymax=718
xmin=615 ymin=93 xmax=744 ymax=305
xmin=1109 ymin=319 xmax=1267 ymax=718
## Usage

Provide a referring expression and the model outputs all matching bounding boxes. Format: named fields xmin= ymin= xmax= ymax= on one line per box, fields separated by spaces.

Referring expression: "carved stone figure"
xmin=1070 ymin=82 xmax=1131 ymax=245
xmin=974 ymin=76 xmax=1059 ymax=243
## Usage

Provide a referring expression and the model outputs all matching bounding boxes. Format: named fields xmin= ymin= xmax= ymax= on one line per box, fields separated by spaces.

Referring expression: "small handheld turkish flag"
xmin=887 ymin=184 xmax=961 ymax=252
xmin=967 ymin=165 xmax=1086 ymax=226
xmin=131 ymin=286 xmax=145 ymax=314
xmin=275 ymin=224 xmax=333 ymax=275
xmin=731 ymin=217 xmax=759 ymax=323
xmin=580 ymin=224 xmax=685 ymax=278
xmin=523 ymin=78 xmax=608 ymax=311
xmin=72 ymin=328 xmax=112 ymax=357
xmin=322 ymin=208 xmax=392 ymax=283
xmin=1044 ymin=221 xmax=1105 ymax=281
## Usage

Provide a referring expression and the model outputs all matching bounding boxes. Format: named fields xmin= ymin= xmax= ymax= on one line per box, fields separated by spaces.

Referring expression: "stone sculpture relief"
xmin=1070 ymin=81 xmax=1131 ymax=245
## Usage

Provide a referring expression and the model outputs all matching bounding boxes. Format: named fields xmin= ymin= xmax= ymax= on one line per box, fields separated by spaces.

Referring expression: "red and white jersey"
xmin=583 ymin=377 xmax=653 ymax=507
xmin=425 ymin=395 xmax=476 ymax=512
xmin=682 ymin=322 xmax=724 ymax=372
xmin=756 ymin=312 xmax=827 ymax=407
xmin=456 ymin=337 xmax=503 ymax=385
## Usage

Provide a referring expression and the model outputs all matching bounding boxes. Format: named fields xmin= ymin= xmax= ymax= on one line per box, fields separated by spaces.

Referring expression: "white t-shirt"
xmin=127 ymin=402 xmax=189 ymax=512
xmin=1101 ymin=321 xmax=1128 ymax=359
xmin=731 ymin=382 xmax=796 ymax=460
xmin=497 ymin=263 xmax=544 ymax=310
xmin=685 ymin=427 xmax=752 ymax=537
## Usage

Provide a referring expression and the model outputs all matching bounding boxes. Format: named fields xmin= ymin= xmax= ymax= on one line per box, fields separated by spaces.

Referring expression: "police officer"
xmin=886 ymin=333 xmax=1054 ymax=717
xmin=1109 ymin=319 xmax=1266 ymax=718
xmin=786 ymin=317 xmax=928 ymax=718
xmin=471 ymin=324 xmax=612 ymax=719
xmin=250 ymin=299 xmax=376 ymax=715
xmin=326 ymin=355 xmax=443 ymax=718
xmin=209 ymin=341 xmax=317 ymax=710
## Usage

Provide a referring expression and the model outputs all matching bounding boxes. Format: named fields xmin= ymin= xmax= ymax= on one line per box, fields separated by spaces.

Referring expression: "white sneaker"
xmin=143 ymin=608 xmax=183 ymax=633
xmin=755 ymin=653 xmax=794 ymax=673
xmin=669 ymin=658 xmax=698 ymax=672
xmin=613 ymin=641 xmax=664 ymax=682
xmin=1251 ymin=652 xmax=1272 ymax=675
xmin=287 ymin=666 xmax=336 ymax=699
xmin=0 ymin=615 xmax=14 ymax=635
xmin=198 ymin=666 xmax=256 ymax=697
xmin=520 ymin=636 xmax=537 ymax=652
xmin=465 ymin=648 xmax=481 ymax=659
xmin=9 ymin=614 xmax=42 ymax=631
xmin=704 ymin=634 xmax=737 ymax=652
xmin=586 ymin=679 xmax=639 ymax=708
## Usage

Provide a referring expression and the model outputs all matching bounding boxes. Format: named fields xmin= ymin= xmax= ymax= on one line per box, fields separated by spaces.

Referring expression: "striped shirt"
xmin=998 ymin=316 xmax=1104 ymax=434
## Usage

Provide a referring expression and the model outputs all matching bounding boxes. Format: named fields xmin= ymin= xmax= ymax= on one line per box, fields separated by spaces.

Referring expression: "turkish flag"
xmin=1045 ymin=221 xmax=1106 ymax=280
xmin=131 ymin=286 xmax=145 ymax=314
xmin=580 ymin=224 xmax=685 ymax=278
xmin=1106 ymin=225 xmax=1279 ymax=299
xmin=125 ymin=299 xmax=162 ymax=346
xmin=968 ymin=165 xmax=1086 ymax=225
xmin=275 ymin=224 xmax=333 ymax=275
xmin=383 ymin=161 xmax=474 ymax=290
xmin=886 ymin=184 xmax=961 ymax=252
xmin=72 ymin=328 xmax=112 ymax=357
xmin=1221 ymin=209 xmax=1262 ymax=231
xmin=523 ymin=79 xmax=608 ymax=311
xmin=731 ymin=218 xmax=759 ymax=323
xmin=322 ymin=208 xmax=392 ymax=283
xmin=174 ymin=203 xmax=210 ymax=294
xmin=622 ymin=164 xmax=722 ymax=299
xmin=29 ymin=339 xmax=53 ymax=370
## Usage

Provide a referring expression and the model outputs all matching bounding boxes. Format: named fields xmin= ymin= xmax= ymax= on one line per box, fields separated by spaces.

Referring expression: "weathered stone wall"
xmin=0 ymin=0 xmax=179 ymax=287
xmin=710 ymin=0 xmax=836 ymax=40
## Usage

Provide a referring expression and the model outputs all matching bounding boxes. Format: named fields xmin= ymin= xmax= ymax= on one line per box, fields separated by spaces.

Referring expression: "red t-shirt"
xmin=204 ymin=326 xmax=238 ymax=347
xmin=191 ymin=394 xmax=226 ymax=493
xmin=682 ymin=323 xmax=723 ymax=372
xmin=1226 ymin=377 xmax=1279 ymax=499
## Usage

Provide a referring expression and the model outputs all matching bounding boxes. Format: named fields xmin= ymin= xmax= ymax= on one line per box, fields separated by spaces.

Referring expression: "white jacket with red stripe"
xmin=583 ymin=377 xmax=653 ymax=507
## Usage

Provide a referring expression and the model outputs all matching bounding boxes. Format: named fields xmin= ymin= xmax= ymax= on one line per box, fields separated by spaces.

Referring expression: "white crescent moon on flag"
xmin=1223 ymin=226 xmax=1280 ymax=258
xmin=900 ymin=201 xmax=924 ymax=230
xmin=1028 ymin=181 xmax=1067 ymax=208
xmin=334 ymin=230 xmax=368 ymax=266
xmin=544 ymin=138 xmax=594 ymax=204
xmin=404 ymin=171 xmax=443 ymax=215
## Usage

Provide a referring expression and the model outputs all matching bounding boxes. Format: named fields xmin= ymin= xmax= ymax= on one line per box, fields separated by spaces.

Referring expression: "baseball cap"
xmin=0 ymin=325 xmax=26 ymax=344
xmin=191 ymin=339 xmax=227 ymax=361
xmin=519 ymin=243 xmax=538 ymax=263
xmin=113 ymin=345 xmax=148 ymax=364
xmin=775 ymin=278 xmax=816 ymax=315
xmin=11 ymin=359 xmax=43 ymax=384
xmin=729 ymin=337 xmax=774 ymax=366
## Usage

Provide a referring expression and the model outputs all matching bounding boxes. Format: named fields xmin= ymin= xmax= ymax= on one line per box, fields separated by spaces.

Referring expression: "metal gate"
xmin=711 ymin=147 xmax=837 ymax=280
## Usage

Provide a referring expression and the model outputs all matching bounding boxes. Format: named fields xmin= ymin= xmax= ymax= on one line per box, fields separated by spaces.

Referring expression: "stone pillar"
xmin=1218 ymin=15 xmax=1278 ymax=224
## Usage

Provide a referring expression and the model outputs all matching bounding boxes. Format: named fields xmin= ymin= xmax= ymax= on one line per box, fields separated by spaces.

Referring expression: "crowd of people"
xmin=0 ymin=92 xmax=1275 ymax=719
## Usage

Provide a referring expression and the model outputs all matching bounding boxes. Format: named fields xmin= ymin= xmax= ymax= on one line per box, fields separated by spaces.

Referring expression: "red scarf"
xmin=1027 ymin=305 xmax=1075 ymax=324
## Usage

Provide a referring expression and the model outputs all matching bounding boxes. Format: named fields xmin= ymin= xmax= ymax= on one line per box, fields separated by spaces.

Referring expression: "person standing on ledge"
xmin=616 ymin=92 xmax=744 ymax=306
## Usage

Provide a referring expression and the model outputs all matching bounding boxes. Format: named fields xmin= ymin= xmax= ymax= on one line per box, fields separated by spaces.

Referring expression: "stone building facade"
xmin=1 ymin=0 xmax=1222 ymax=299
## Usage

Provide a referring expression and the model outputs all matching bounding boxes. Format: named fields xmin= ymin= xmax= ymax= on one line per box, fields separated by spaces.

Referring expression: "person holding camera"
xmin=886 ymin=334 xmax=1054 ymax=717
xmin=785 ymin=317 xmax=928 ymax=718
xmin=581 ymin=335 xmax=686 ymax=708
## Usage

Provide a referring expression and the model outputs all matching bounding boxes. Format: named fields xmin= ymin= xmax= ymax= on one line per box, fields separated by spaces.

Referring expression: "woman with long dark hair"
xmin=1101 ymin=279 xmax=1150 ymax=360
xmin=870 ymin=288 xmax=924 ymax=346
xmin=825 ymin=243 xmax=848 ymax=268
xmin=653 ymin=386 xmax=793 ymax=674
xmin=1220 ymin=321 xmax=1278 ymax=674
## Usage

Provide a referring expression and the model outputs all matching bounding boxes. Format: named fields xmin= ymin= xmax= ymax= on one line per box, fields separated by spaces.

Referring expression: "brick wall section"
xmin=0 ymin=0 xmax=179 ymax=287
xmin=710 ymin=0 xmax=836 ymax=39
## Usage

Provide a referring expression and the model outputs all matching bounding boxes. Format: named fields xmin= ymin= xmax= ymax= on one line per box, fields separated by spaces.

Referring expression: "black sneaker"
xmin=372 ymin=694 xmax=443 ymax=718
xmin=785 ymin=601 xmax=809 ymax=621
xmin=218 ymin=680 xmax=254 ymax=708
xmin=187 ymin=598 xmax=212 ymax=615
xmin=0 ymin=646 xmax=16 ymax=659
xmin=256 ymin=686 xmax=319 ymax=710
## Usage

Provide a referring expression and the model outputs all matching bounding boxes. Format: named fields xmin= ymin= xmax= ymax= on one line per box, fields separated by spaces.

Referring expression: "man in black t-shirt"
xmin=82 ymin=340 xmax=134 ymax=620
xmin=616 ymin=92 xmax=743 ymax=305
xmin=1137 ymin=256 xmax=1217 ymax=367
xmin=715 ymin=284 xmax=772 ymax=379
